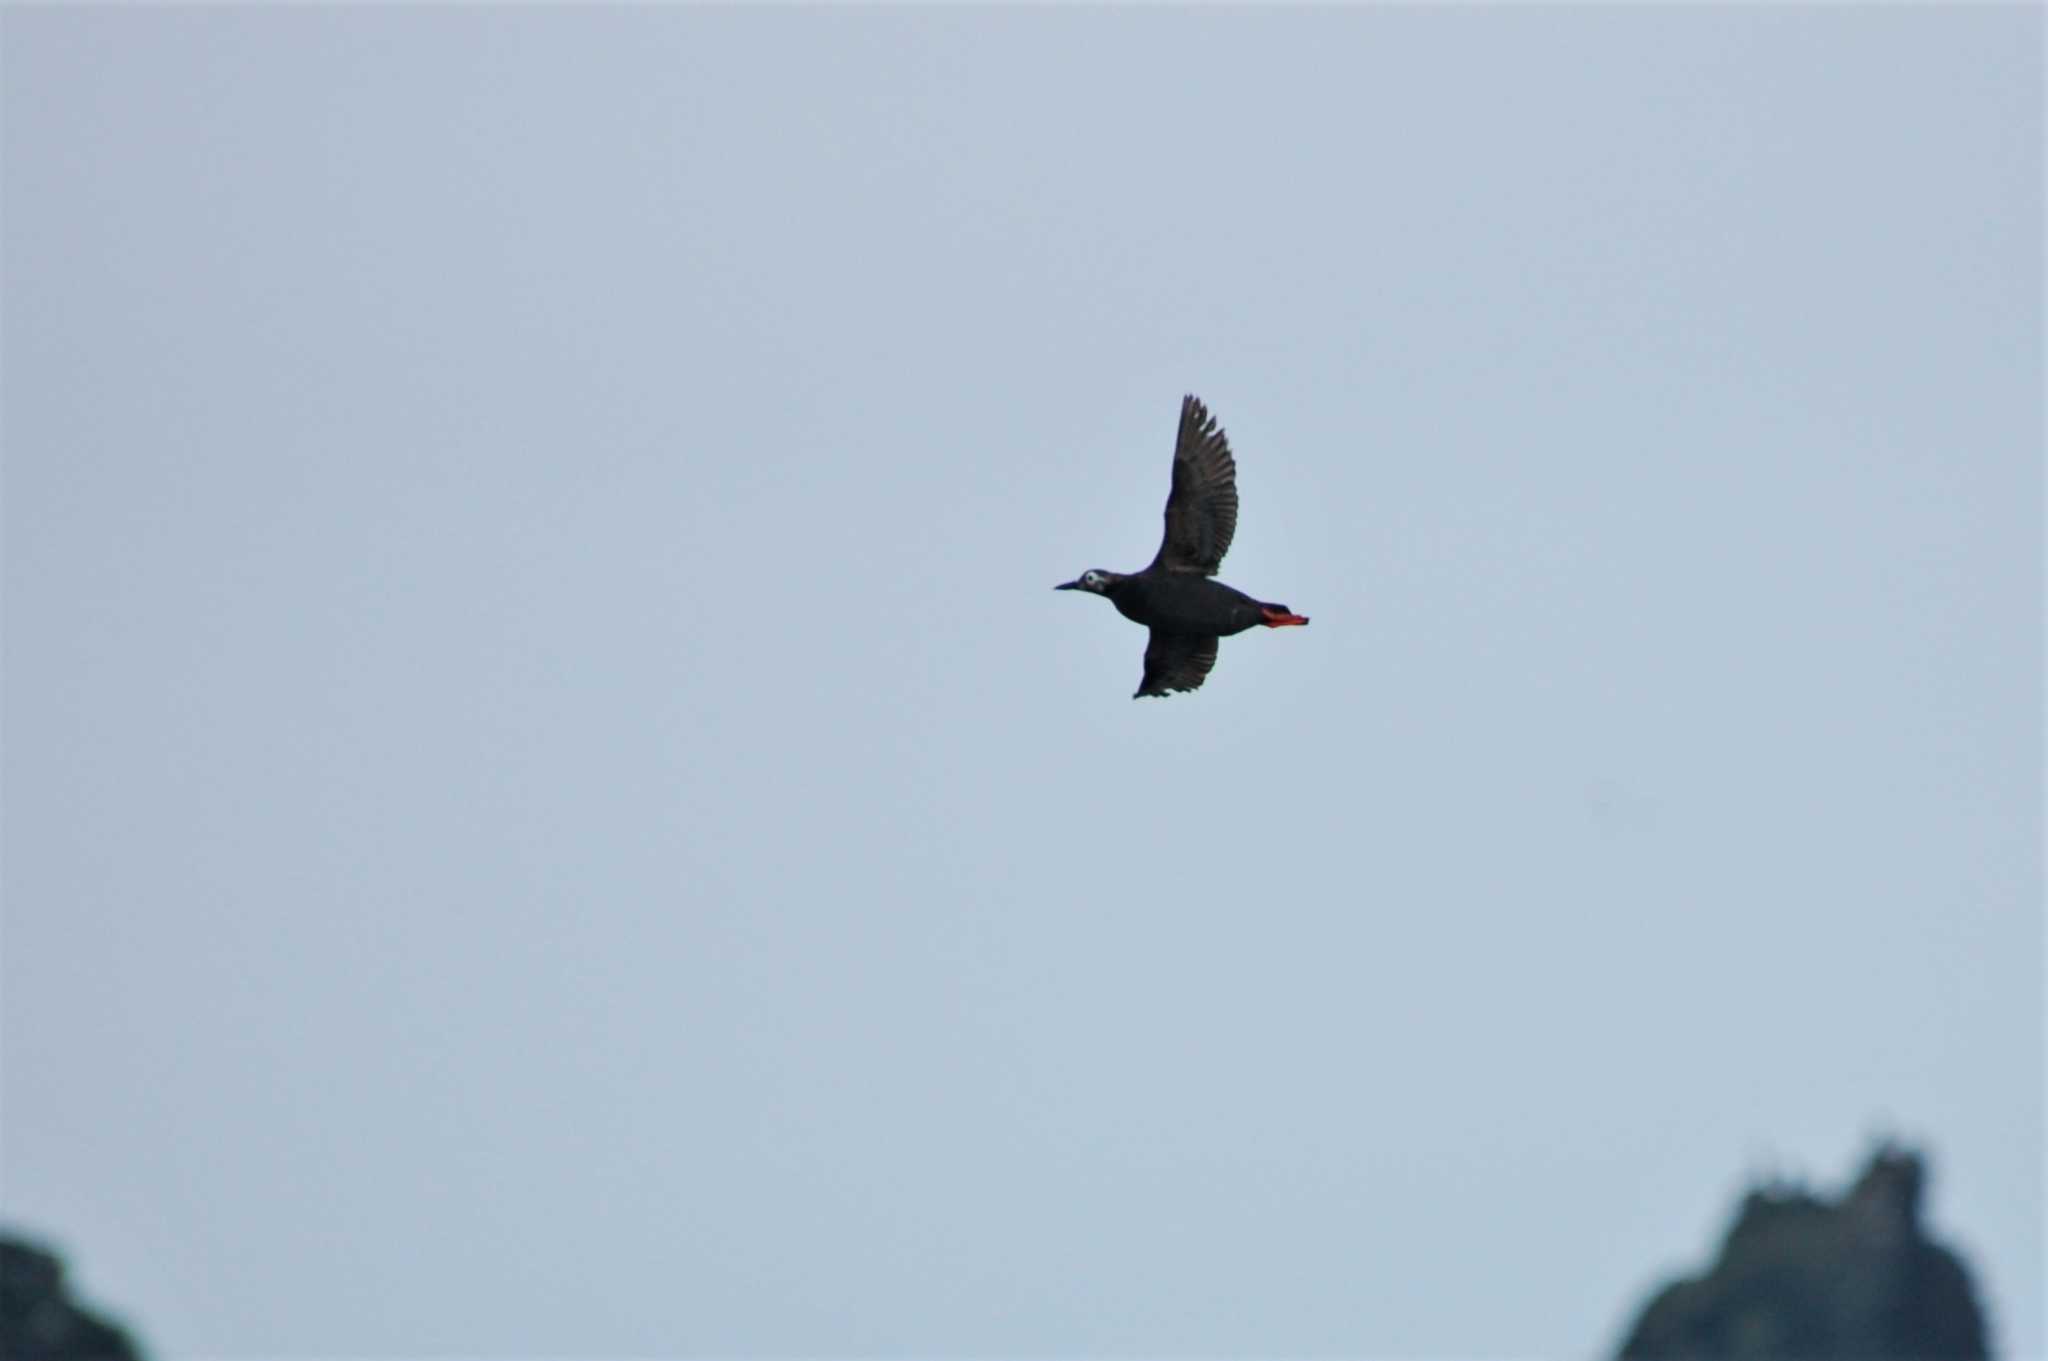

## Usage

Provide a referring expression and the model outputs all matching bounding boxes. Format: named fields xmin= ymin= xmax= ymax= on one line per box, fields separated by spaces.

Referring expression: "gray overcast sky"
xmin=4 ymin=7 xmax=2040 ymax=1359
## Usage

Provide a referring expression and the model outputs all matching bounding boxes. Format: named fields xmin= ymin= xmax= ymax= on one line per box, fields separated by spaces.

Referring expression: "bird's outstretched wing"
xmin=1147 ymin=394 xmax=1239 ymax=576
xmin=1135 ymin=630 xmax=1219 ymax=699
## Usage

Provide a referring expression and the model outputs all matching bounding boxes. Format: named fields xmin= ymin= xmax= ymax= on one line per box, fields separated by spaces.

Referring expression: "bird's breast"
xmin=1111 ymin=575 xmax=1263 ymax=636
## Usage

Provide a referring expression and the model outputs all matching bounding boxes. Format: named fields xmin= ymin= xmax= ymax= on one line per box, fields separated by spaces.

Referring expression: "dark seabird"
xmin=1057 ymin=395 xmax=1308 ymax=698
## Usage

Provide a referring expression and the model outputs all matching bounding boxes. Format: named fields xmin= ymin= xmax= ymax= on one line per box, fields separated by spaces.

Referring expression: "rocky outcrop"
xmin=1616 ymin=1143 xmax=1990 ymax=1360
xmin=0 ymin=1234 xmax=143 ymax=1361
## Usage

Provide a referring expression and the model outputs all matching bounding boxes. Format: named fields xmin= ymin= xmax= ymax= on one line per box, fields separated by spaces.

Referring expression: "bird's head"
xmin=1054 ymin=569 xmax=1118 ymax=596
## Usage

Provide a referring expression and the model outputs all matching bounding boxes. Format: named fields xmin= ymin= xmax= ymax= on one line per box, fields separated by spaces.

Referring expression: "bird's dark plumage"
xmin=1137 ymin=630 xmax=1219 ymax=699
xmin=1056 ymin=395 xmax=1307 ymax=699
xmin=1150 ymin=397 xmax=1239 ymax=577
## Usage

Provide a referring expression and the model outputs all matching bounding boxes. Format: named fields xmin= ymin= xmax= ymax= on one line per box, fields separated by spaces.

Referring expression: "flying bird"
xmin=1057 ymin=395 xmax=1308 ymax=698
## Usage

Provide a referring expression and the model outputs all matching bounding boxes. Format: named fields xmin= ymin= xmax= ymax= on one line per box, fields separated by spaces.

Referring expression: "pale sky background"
xmin=3 ymin=7 xmax=2040 ymax=1359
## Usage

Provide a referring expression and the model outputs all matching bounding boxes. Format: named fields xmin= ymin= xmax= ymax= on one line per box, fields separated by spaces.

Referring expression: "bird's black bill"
xmin=1054 ymin=580 xmax=1081 ymax=590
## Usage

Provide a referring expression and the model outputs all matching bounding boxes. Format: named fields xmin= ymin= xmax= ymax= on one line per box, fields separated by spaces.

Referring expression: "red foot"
xmin=1261 ymin=607 xmax=1309 ymax=627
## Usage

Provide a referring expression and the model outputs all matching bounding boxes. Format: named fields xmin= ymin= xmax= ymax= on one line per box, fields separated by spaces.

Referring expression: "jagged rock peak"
xmin=1615 ymin=1142 xmax=1991 ymax=1361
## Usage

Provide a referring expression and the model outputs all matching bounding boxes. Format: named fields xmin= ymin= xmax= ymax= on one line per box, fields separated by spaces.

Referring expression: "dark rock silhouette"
xmin=0 ymin=1234 xmax=144 ymax=1361
xmin=1615 ymin=1143 xmax=1990 ymax=1360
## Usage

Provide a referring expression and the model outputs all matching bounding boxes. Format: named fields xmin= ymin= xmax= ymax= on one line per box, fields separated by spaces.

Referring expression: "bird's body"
xmin=1057 ymin=395 xmax=1308 ymax=698
xmin=1098 ymin=572 xmax=1273 ymax=638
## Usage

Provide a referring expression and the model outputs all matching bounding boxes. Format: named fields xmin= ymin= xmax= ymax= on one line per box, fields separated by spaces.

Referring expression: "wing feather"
xmin=1135 ymin=631 xmax=1220 ymax=699
xmin=1148 ymin=395 xmax=1239 ymax=576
